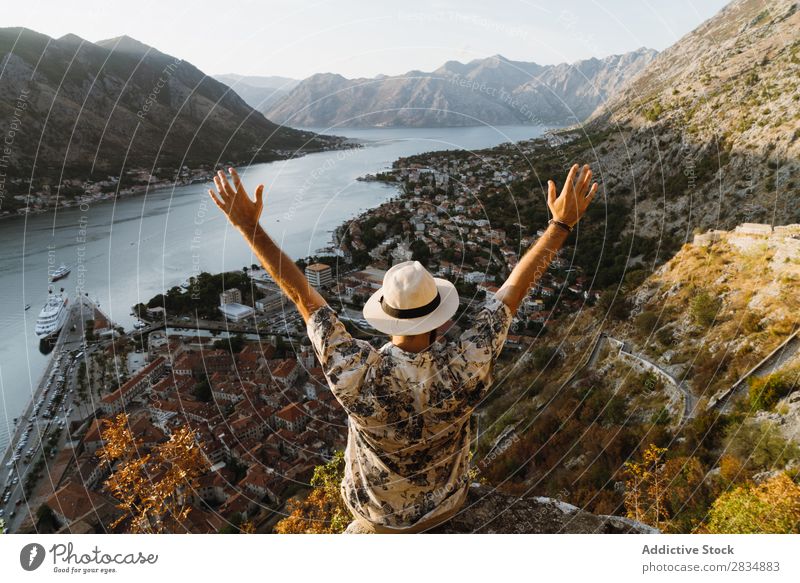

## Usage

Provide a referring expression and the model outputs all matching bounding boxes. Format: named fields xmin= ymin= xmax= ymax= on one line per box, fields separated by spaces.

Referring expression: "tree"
xmin=531 ymin=345 xmax=560 ymax=371
xmin=622 ymin=443 xmax=670 ymax=529
xmin=410 ymin=240 xmax=431 ymax=264
xmin=98 ymin=413 xmax=209 ymax=533
xmin=213 ymin=334 xmax=245 ymax=353
xmin=597 ymin=290 xmax=629 ymax=320
xmin=702 ymin=473 xmax=800 ymax=533
xmin=748 ymin=369 xmax=796 ymax=411
xmin=690 ymin=289 xmax=721 ymax=327
xmin=194 ymin=379 xmax=212 ymax=402
xmin=36 ymin=504 xmax=59 ymax=533
xmin=723 ymin=420 xmax=800 ymax=472
xmin=635 ymin=311 xmax=659 ymax=336
xmin=274 ymin=451 xmax=352 ymax=534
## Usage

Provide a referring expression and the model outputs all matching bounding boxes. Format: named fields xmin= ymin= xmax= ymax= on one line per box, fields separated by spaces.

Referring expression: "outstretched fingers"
xmin=208 ymin=188 xmax=226 ymax=211
xmin=579 ymin=168 xmax=593 ymax=196
xmin=585 ymin=182 xmax=598 ymax=206
xmin=547 ymin=180 xmax=557 ymax=206
xmin=229 ymin=167 xmax=246 ymax=197
xmin=216 ymin=170 xmax=235 ymax=199
xmin=565 ymin=163 xmax=579 ymax=190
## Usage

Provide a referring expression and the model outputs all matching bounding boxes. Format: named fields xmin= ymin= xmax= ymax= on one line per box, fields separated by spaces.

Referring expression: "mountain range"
xmin=212 ymin=73 xmax=299 ymax=112
xmin=0 ymin=29 xmax=341 ymax=182
xmin=253 ymin=49 xmax=657 ymax=128
xmin=577 ymin=0 xmax=800 ymax=233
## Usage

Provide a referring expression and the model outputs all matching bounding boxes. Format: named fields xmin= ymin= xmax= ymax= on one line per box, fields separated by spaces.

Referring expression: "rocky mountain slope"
xmin=570 ymin=0 xmax=800 ymax=234
xmin=264 ymin=49 xmax=657 ymax=128
xmin=213 ymin=73 xmax=299 ymax=111
xmin=0 ymin=29 xmax=340 ymax=181
xmin=473 ymin=223 xmax=799 ymax=532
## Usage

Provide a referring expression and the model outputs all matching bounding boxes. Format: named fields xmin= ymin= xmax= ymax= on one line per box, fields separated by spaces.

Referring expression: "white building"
xmin=734 ymin=223 xmax=772 ymax=236
xmin=218 ymin=303 xmax=254 ymax=322
xmin=255 ymin=290 xmax=284 ymax=313
xmin=305 ymin=263 xmax=333 ymax=288
xmin=219 ymin=288 xmax=242 ymax=305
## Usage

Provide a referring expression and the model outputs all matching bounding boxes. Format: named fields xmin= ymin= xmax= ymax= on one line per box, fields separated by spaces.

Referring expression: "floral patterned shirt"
xmin=306 ymin=294 xmax=513 ymax=530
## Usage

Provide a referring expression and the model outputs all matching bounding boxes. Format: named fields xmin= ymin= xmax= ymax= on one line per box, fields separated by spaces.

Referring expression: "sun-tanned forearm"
xmin=241 ymin=224 xmax=327 ymax=323
xmin=208 ymin=167 xmax=327 ymax=323
xmin=496 ymin=223 xmax=568 ymax=313
xmin=496 ymin=163 xmax=598 ymax=314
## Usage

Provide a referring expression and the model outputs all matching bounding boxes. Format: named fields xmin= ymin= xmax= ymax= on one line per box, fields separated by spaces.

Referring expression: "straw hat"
xmin=362 ymin=260 xmax=459 ymax=336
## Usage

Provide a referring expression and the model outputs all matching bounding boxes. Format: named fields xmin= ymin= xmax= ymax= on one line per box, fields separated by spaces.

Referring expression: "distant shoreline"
xmin=0 ymin=139 xmax=363 ymax=223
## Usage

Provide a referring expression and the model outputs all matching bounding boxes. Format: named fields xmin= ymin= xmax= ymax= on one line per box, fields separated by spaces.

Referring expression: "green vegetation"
xmin=703 ymin=473 xmax=800 ymax=534
xmin=723 ymin=421 xmax=800 ymax=471
xmin=644 ymin=100 xmax=664 ymax=122
xmin=194 ymin=379 xmax=212 ymax=402
xmin=690 ymin=289 xmax=722 ymax=327
xmin=636 ymin=311 xmax=659 ymax=335
xmin=134 ymin=270 xmax=253 ymax=321
xmin=531 ymin=345 xmax=561 ymax=371
xmin=213 ymin=334 xmax=246 ymax=353
xmin=274 ymin=451 xmax=352 ymax=534
xmin=748 ymin=370 xmax=797 ymax=411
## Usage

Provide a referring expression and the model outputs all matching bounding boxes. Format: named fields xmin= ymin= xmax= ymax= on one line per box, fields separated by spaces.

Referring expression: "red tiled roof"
xmin=275 ymin=402 xmax=305 ymax=423
xmin=101 ymin=356 xmax=165 ymax=403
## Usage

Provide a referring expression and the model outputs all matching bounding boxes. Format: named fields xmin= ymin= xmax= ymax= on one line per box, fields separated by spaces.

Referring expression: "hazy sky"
xmin=14 ymin=0 xmax=731 ymax=79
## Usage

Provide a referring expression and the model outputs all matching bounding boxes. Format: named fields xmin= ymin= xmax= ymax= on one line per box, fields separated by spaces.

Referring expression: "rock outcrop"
xmin=346 ymin=483 xmax=658 ymax=534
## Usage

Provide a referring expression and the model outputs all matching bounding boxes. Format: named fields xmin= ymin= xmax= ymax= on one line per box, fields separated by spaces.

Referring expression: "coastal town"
xmin=340 ymin=142 xmax=603 ymax=334
xmin=0 ymin=166 xmax=216 ymax=219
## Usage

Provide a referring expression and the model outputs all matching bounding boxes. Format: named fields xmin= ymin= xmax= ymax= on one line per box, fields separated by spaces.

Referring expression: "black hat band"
xmin=379 ymin=291 xmax=441 ymax=319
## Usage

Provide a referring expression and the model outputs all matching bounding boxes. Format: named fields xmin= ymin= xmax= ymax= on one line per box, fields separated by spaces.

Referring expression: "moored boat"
xmin=35 ymin=289 xmax=69 ymax=340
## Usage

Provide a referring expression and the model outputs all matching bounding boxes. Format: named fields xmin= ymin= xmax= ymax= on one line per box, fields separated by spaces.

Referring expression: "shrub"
xmin=532 ymin=345 xmax=561 ymax=371
xmin=741 ymin=310 xmax=763 ymax=334
xmin=636 ymin=311 xmax=659 ymax=335
xmin=644 ymin=101 xmax=664 ymax=122
xmin=703 ymin=473 xmax=800 ymax=533
xmin=690 ymin=289 xmax=722 ymax=327
xmin=748 ymin=371 xmax=796 ymax=410
xmin=274 ymin=451 xmax=352 ymax=534
xmin=723 ymin=420 xmax=800 ymax=471
xmin=656 ymin=326 xmax=674 ymax=346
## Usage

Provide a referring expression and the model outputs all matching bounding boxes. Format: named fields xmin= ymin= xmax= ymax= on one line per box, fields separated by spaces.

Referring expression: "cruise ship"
xmin=50 ymin=264 xmax=71 ymax=281
xmin=35 ymin=290 xmax=69 ymax=340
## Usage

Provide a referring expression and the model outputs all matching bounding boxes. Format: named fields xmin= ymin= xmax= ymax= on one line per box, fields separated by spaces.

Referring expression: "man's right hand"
xmin=547 ymin=163 xmax=598 ymax=228
xmin=209 ymin=167 xmax=265 ymax=237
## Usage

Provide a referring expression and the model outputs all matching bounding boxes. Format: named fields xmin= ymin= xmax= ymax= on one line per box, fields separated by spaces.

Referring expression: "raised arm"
xmin=208 ymin=167 xmax=327 ymax=323
xmin=495 ymin=163 xmax=598 ymax=314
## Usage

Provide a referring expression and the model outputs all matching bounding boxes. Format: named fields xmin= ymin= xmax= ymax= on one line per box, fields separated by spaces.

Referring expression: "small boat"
xmin=25 ymin=304 xmax=31 ymax=310
xmin=50 ymin=264 xmax=71 ymax=281
xmin=133 ymin=320 xmax=147 ymax=330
